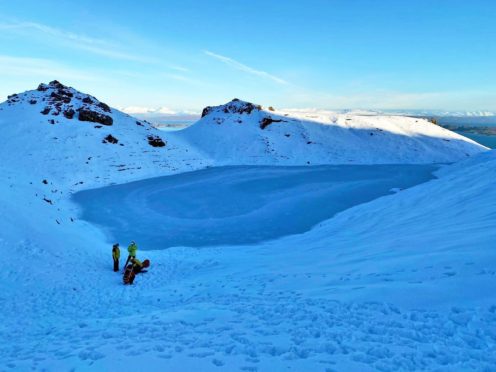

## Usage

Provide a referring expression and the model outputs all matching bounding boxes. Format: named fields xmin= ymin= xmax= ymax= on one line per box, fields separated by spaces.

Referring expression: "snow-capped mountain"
xmin=178 ymin=98 xmax=487 ymax=165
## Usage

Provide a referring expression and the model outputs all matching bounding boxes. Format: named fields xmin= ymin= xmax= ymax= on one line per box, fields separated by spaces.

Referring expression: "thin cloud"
xmin=0 ymin=55 xmax=96 ymax=81
xmin=167 ymin=65 xmax=189 ymax=73
xmin=0 ymin=21 xmax=107 ymax=45
xmin=0 ymin=21 xmax=156 ymax=63
xmin=204 ymin=50 xmax=289 ymax=85
xmin=161 ymin=73 xmax=208 ymax=87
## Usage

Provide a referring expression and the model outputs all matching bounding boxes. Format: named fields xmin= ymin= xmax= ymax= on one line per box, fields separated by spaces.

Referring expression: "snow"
xmin=0 ymin=83 xmax=495 ymax=371
xmin=178 ymin=99 xmax=486 ymax=166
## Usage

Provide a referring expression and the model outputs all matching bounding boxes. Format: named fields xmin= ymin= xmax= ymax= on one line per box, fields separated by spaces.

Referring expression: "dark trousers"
xmin=124 ymin=255 xmax=135 ymax=270
xmin=113 ymin=258 xmax=119 ymax=272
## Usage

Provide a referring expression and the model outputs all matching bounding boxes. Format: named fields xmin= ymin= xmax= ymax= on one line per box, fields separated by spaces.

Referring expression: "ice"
xmin=72 ymin=164 xmax=438 ymax=249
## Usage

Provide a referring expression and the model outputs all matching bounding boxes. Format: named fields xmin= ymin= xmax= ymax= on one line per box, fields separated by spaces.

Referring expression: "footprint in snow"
xmin=212 ymin=358 xmax=224 ymax=366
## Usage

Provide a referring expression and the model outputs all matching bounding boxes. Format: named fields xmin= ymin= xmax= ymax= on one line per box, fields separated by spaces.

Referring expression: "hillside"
xmin=177 ymin=99 xmax=487 ymax=165
xmin=0 ymin=82 xmax=494 ymax=371
xmin=0 ymin=80 xmax=204 ymax=190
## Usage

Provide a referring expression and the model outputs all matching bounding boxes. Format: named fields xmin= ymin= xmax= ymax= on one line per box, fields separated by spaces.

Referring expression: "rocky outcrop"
xmin=260 ymin=117 xmax=284 ymax=130
xmin=78 ymin=109 xmax=113 ymax=126
xmin=98 ymin=102 xmax=111 ymax=113
xmin=103 ymin=134 xmax=118 ymax=144
xmin=25 ymin=81 xmax=115 ymax=125
xmin=147 ymin=135 xmax=166 ymax=147
xmin=63 ymin=109 xmax=75 ymax=119
xmin=201 ymin=99 xmax=262 ymax=118
xmin=4 ymin=80 xmax=171 ymax=154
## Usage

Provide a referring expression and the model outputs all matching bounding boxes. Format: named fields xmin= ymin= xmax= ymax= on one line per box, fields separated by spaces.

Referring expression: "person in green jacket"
xmin=112 ymin=243 xmax=120 ymax=272
xmin=123 ymin=241 xmax=138 ymax=270
xmin=131 ymin=257 xmax=150 ymax=274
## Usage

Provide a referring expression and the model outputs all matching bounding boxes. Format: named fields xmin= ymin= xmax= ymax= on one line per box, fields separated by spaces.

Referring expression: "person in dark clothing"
xmin=123 ymin=264 xmax=136 ymax=285
xmin=112 ymin=243 xmax=120 ymax=272
xmin=131 ymin=258 xmax=150 ymax=274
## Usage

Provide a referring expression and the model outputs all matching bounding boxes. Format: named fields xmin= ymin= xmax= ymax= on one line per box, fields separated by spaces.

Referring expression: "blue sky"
xmin=1 ymin=0 xmax=495 ymax=113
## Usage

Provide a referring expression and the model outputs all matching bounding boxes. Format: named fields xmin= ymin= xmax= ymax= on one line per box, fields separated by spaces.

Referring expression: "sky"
xmin=1 ymin=0 xmax=495 ymax=113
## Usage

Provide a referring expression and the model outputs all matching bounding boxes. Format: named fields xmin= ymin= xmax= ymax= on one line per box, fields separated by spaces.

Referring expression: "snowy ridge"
xmin=179 ymin=99 xmax=487 ymax=165
xmin=0 ymin=81 xmax=206 ymax=189
xmin=0 ymin=83 xmax=495 ymax=371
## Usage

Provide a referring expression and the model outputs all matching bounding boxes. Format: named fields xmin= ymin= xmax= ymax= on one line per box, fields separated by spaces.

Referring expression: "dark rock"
xmin=41 ymin=107 xmax=51 ymax=115
xmin=59 ymin=89 xmax=73 ymax=98
xmin=103 ymin=134 xmax=118 ymax=144
xmin=49 ymin=119 xmax=55 ymax=124
xmin=42 ymin=179 xmax=48 ymax=184
xmin=29 ymin=99 xmax=37 ymax=105
xmin=82 ymin=96 xmax=93 ymax=104
xmin=50 ymin=91 xmax=71 ymax=104
xmin=63 ymin=109 xmax=75 ymax=119
xmin=147 ymin=135 xmax=166 ymax=147
xmin=37 ymin=84 xmax=48 ymax=92
xmin=268 ymin=106 xmax=275 ymax=111
xmin=78 ymin=109 xmax=113 ymax=126
xmin=260 ymin=117 xmax=283 ymax=130
xmin=97 ymin=102 xmax=111 ymax=113
xmin=201 ymin=106 xmax=212 ymax=118
xmin=136 ymin=121 xmax=144 ymax=126
xmin=202 ymin=99 xmax=262 ymax=118
xmin=49 ymin=80 xmax=65 ymax=89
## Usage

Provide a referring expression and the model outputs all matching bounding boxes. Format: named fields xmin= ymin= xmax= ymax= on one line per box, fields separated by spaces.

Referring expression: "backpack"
xmin=123 ymin=264 xmax=135 ymax=285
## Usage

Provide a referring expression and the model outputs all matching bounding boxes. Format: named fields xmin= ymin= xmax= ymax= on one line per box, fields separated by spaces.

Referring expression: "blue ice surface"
xmin=72 ymin=165 xmax=439 ymax=250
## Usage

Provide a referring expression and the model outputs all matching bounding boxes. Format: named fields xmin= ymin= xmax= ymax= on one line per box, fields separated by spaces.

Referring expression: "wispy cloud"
xmin=160 ymin=72 xmax=208 ymax=87
xmin=167 ymin=65 xmax=189 ymax=73
xmin=0 ymin=21 xmax=106 ymax=44
xmin=0 ymin=55 xmax=96 ymax=81
xmin=204 ymin=50 xmax=289 ymax=85
xmin=0 ymin=21 xmax=156 ymax=63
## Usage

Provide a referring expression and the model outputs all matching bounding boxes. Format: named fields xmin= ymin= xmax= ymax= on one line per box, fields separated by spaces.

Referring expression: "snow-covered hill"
xmin=178 ymin=99 xmax=486 ymax=165
xmin=0 ymin=80 xmax=205 ymax=190
xmin=0 ymin=82 xmax=494 ymax=371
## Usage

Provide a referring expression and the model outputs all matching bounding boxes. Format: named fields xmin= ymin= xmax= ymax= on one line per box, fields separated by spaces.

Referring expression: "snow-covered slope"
xmin=1 ymin=83 xmax=494 ymax=371
xmin=177 ymin=99 xmax=486 ymax=165
xmin=0 ymin=80 xmax=205 ymax=190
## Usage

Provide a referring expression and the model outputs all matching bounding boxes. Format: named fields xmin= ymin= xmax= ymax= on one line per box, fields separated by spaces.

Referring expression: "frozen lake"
xmin=73 ymin=165 xmax=438 ymax=250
